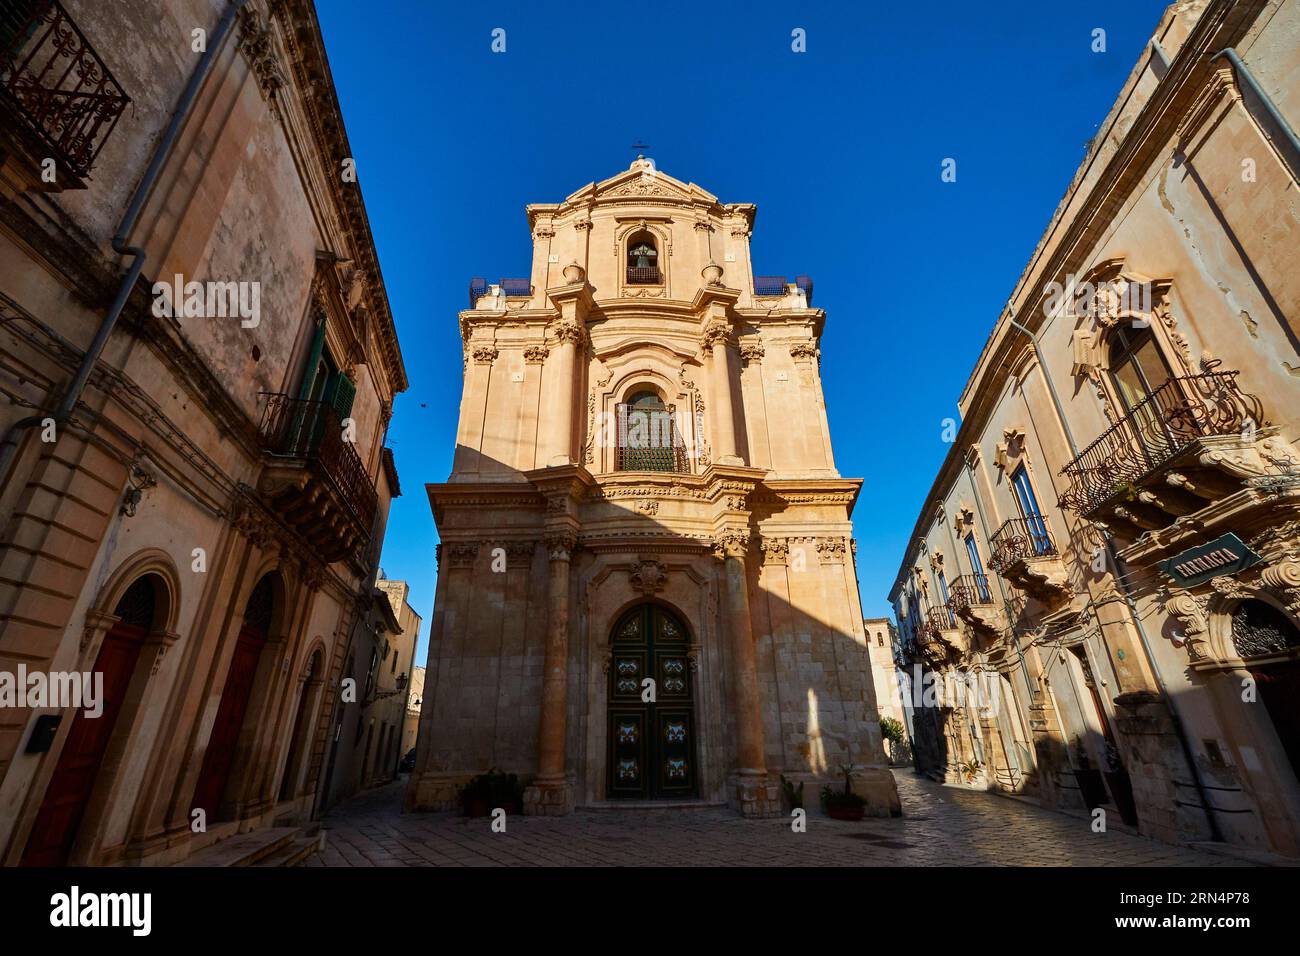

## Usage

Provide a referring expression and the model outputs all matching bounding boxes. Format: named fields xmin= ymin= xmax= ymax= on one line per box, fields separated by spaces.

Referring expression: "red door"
xmin=192 ymin=624 xmax=267 ymax=820
xmin=21 ymin=622 xmax=146 ymax=866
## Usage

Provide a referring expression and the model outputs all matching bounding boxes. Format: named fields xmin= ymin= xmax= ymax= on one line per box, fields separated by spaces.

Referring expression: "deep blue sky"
xmin=316 ymin=0 xmax=1171 ymax=662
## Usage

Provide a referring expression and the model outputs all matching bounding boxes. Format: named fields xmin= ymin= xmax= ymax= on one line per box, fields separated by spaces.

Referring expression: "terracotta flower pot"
xmin=827 ymin=803 xmax=865 ymax=822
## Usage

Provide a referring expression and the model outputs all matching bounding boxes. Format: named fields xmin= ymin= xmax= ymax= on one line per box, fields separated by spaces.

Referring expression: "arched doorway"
xmin=607 ymin=604 xmax=697 ymax=799
xmin=192 ymin=572 xmax=276 ymax=821
xmin=21 ymin=575 xmax=160 ymax=865
xmin=1236 ymin=599 xmax=1300 ymax=787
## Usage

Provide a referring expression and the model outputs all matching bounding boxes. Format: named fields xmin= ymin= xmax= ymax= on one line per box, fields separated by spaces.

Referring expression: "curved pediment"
xmin=593 ymin=336 xmax=700 ymax=366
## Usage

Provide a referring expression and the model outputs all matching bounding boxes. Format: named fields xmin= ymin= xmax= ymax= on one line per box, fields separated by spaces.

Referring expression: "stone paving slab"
xmin=312 ymin=771 xmax=1245 ymax=867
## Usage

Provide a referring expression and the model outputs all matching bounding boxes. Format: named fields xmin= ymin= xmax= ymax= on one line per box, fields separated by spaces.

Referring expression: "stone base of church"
xmin=728 ymin=773 xmax=784 ymax=818
xmin=523 ymin=774 xmax=575 ymax=816
xmin=404 ymin=771 xmax=471 ymax=812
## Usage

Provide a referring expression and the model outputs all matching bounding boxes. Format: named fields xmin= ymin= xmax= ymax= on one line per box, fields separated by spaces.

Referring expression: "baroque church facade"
xmin=407 ymin=159 xmax=900 ymax=817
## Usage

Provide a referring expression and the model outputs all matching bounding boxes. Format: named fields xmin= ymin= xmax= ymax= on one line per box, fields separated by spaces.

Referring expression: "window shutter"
xmin=331 ymin=372 xmax=357 ymax=421
xmin=297 ymin=319 xmax=327 ymax=400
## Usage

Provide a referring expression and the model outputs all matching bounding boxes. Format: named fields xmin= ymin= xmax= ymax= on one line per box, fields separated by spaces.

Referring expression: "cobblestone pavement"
xmin=310 ymin=770 xmax=1244 ymax=867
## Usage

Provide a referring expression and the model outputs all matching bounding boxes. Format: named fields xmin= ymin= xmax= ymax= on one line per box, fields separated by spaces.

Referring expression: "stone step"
xmin=576 ymin=800 xmax=727 ymax=813
xmin=253 ymin=833 xmax=324 ymax=868
xmin=174 ymin=826 xmax=300 ymax=867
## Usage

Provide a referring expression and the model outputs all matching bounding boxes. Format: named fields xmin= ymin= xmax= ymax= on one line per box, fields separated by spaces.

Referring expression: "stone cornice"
xmin=268 ymin=0 xmax=407 ymax=393
xmin=425 ymin=481 xmax=546 ymax=526
xmin=752 ymin=478 xmax=863 ymax=514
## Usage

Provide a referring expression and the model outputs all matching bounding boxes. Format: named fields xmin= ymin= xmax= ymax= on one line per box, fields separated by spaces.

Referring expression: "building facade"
xmin=0 ymin=0 xmax=405 ymax=864
xmin=402 ymin=665 xmax=424 ymax=758
xmin=864 ymin=617 xmax=910 ymax=763
xmin=407 ymin=159 xmax=900 ymax=818
xmin=369 ymin=579 xmax=419 ymax=783
xmin=890 ymin=0 xmax=1300 ymax=856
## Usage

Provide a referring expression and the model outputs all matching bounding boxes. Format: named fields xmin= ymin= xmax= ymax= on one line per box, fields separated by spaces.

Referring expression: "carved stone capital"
xmin=236 ymin=7 xmax=287 ymax=106
xmin=701 ymin=321 xmax=730 ymax=352
xmin=817 ymin=536 xmax=848 ymax=564
xmin=759 ymin=537 xmax=789 ymax=566
xmin=524 ymin=345 xmax=549 ymax=364
xmin=472 ymin=345 xmax=499 ymax=365
xmin=713 ymin=528 xmax=750 ymax=560
xmin=545 ymin=532 xmax=577 ymax=561
xmin=788 ymin=341 xmax=817 ymax=362
xmin=551 ymin=320 xmax=586 ymax=347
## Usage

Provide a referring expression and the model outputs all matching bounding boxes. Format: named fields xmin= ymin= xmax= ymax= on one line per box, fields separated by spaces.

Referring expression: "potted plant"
xmin=459 ymin=768 xmax=523 ymax=817
xmin=780 ymin=774 xmax=804 ymax=812
xmin=959 ymin=758 xmax=982 ymax=784
xmin=820 ymin=762 xmax=867 ymax=821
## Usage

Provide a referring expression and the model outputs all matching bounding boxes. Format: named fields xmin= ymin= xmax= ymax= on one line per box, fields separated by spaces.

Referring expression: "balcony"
xmin=989 ymin=517 xmax=1070 ymax=603
xmin=946 ymin=573 xmax=1002 ymax=638
xmin=1059 ymin=368 xmax=1294 ymax=540
xmin=918 ymin=606 xmax=966 ymax=662
xmin=256 ymin=394 xmax=378 ymax=565
xmin=0 ymin=0 xmax=128 ymax=189
xmin=625 ymin=266 xmax=662 ymax=285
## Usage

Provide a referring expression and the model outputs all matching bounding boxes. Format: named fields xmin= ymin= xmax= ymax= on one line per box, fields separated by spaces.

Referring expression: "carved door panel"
xmin=607 ymin=605 xmax=696 ymax=799
xmin=21 ymin=621 xmax=146 ymax=866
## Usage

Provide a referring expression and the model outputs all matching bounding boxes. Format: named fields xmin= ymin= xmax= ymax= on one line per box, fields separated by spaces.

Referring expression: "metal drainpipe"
xmin=1213 ymin=48 xmax=1300 ymax=183
xmin=1005 ymin=311 xmax=1221 ymax=840
xmin=0 ymin=0 xmax=248 ymax=486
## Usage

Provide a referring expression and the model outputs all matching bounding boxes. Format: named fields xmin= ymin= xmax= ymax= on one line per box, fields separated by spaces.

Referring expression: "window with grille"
xmin=616 ymin=390 xmax=688 ymax=472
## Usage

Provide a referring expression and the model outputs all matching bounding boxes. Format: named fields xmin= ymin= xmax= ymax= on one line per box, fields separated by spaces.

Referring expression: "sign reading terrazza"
xmin=1159 ymin=533 xmax=1261 ymax=588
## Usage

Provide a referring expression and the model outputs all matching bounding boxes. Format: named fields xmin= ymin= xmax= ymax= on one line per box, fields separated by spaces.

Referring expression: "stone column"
xmin=717 ymin=528 xmax=777 ymax=816
xmin=542 ymin=276 xmax=592 ymax=468
xmin=704 ymin=322 xmax=740 ymax=464
xmin=544 ymin=323 xmax=581 ymax=467
xmin=526 ymin=530 xmax=576 ymax=814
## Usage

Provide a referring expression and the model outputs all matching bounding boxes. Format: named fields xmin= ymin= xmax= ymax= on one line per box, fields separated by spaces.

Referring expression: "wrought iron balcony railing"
xmin=0 ymin=0 xmax=128 ymax=179
xmin=625 ymin=266 xmax=661 ymax=285
xmin=258 ymin=393 xmax=378 ymax=533
xmin=1059 ymin=368 xmax=1263 ymax=516
xmin=947 ymin=573 xmax=993 ymax=614
xmin=989 ymin=516 xmax=1058 ymax=574
xmin=615 ymin=401 xmax=689 ymax=473
xmin=919 ymin=605 xmax=956 ymax=640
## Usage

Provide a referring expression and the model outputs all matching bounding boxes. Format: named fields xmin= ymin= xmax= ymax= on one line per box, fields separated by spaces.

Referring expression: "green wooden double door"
xmin=607 ymin=604 xmax=698 ymax=800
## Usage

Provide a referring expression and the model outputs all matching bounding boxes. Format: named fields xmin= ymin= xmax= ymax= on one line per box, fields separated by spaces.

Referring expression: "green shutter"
xmin=297 ymin=319 xmax=327 ymax=400
xmin=330 ymin=372 xmax=357 ymax=421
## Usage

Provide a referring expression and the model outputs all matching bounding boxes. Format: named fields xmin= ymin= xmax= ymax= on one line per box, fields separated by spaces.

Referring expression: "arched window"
xmin=626 ymin=232 xmax=660 ymax=285
xmin=616 ymin=388 xmax=686 ymax=472
xmin=1108 ymin=323 xmax=1174 ymax=414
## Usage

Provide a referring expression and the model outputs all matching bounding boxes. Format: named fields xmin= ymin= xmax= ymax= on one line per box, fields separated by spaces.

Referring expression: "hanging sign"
xmin=1159 ymin=533 xmax=1261 ymax=588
